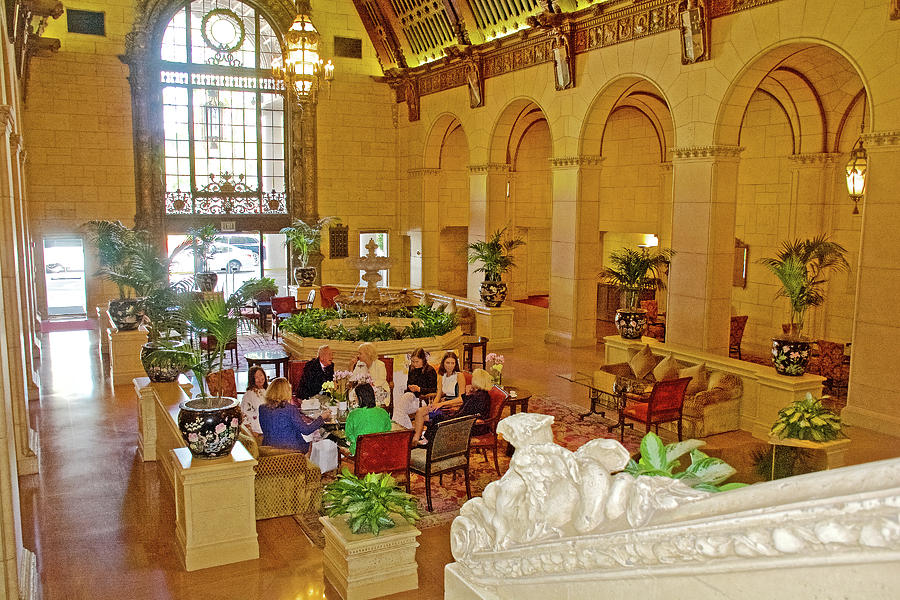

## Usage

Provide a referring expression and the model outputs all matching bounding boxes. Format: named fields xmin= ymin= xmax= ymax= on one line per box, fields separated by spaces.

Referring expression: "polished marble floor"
xmin=19 ymin=304 xmax=899 ymax=599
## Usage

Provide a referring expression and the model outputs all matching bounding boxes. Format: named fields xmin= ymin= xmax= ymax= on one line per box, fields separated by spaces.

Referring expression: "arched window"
xmin=159 ymin=0 xmax=287 ymax=217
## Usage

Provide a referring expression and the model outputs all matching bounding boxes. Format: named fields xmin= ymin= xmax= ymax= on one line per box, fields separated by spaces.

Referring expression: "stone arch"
xmin=423 ymin=112 xmax=467 ymax=170
xmin=488 ymin=98 xmax=552 ymax=165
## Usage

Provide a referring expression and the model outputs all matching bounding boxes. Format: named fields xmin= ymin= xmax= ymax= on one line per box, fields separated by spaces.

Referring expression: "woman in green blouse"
xmin=344 ymin=383 xmax=392 ymax=455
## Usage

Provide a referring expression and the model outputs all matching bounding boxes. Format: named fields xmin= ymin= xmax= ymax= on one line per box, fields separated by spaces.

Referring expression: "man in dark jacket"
xmin=295 ymin=345 xmax=335 ymax=399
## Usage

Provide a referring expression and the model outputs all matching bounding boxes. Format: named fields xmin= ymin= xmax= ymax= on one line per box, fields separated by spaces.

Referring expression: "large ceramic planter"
xmin=772 ymin=337 xmax=812 ymax=376
xmin=479 ymin=281 xmax=507 ymax=307
xmin=614 ymin=308 xmax=647 ymax=340
xmin=195 ymin=272 xmax=218 ymax=292
xmin=321 ymin=514 xmax=421 ymax=600
xmin=177 ymin=396 xmax=242 ymax=459
xmin=294 ymin=266 xmax=317 ymax=286
xmin=108 ymin=298 xmax=145 ymax=331
xmin=140 ymin=342 xmax=187 ymax=383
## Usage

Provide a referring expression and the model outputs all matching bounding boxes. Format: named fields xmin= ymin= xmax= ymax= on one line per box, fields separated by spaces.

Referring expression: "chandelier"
xmin=272 ymin=1 xmax=334 ymax=104
xmin=845 ymin=103 xmax=868 ymax=215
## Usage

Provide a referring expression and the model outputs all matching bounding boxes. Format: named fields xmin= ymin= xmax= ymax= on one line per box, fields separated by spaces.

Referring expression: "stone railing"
xmin=444 ymin=413 xmax=900 ymax=599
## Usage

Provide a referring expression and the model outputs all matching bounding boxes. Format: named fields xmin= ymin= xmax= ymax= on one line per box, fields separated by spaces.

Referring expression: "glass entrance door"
xmin=43 ymin=237 xmax=87 ymax=318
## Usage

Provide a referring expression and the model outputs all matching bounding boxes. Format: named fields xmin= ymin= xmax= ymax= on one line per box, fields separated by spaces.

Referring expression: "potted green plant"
xmin=145 ymin=295 xmax=242 ymax=459
xmin=758 ymin=235 xmax=849 ymax=375
xmin=624 ymin=432 xmax=747 ymax=492
xmin=234 ymin=277 xmax=278 ymax=304
xmin=466 ymin=226 xmax=526 ymax=307
xmin=186 ymin=224 xmax=220 ymax=292
xmin=83 ymin=220 xmax=148 ymax=330
xmin=600 ymin=246 xmax=674 ymax=339
xmin=280 ymin=216 xmax=340 ymax=286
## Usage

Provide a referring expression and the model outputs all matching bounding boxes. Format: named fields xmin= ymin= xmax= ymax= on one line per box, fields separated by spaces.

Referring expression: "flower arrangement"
xmin=486 ymin=353 xmax=504 ymax=385
xmin=322 ymin=370 xmax=354 ymax=404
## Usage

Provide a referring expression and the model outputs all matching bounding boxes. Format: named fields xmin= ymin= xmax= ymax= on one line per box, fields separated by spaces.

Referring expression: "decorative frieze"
xmin=406 ymin=168 xmax=442 ymax=177
xmin=467 ymin=163 xmax=510 ymax=174
xmin=548 ymin=155 xmax=604 ymax=168
xmin=788 ymin=152 xmax=842 ymax=165
xmin=670 ymin=145 xmax=744 ymax=159
xmin=861 ymin=130 xmax=900 ymax=147
xmin=709 ymin=0 xmax=783 ymax=17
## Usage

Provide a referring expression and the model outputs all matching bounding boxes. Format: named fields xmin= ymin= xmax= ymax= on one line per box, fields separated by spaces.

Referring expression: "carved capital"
xmin=407 ymin=167 xmax=442 ymax=178
xmin=861 ymin=130 xmax=900 ymax=147
xmin=670 ymin=145 xmax=744 ymax=160
xmin=548 ymin=155 xmax=604 ymax=169
xmin=788 ymin=152 xmax=843 ymax=166
xmin=468 ymin=163 xmax=510 ymax=174
xmin=9 ymin=133 xmax=22 ymax=152
xmin=0 ymin=105 xmax=12 ymax=132
xmin=892 ymin=1 xmax=900 ymax=20
xmin=660 ymin=161 xmax=673 ymax=172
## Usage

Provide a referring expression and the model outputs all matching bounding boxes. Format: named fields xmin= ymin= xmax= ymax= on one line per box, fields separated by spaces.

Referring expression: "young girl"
xmin=434 ymin=351 xmax=466 ymax=411
xmin=241 ymin=366 xmax=268 ymax=435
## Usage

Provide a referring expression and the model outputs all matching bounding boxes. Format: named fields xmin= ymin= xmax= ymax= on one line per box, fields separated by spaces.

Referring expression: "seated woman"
xmin=435 ymin=351 xmax=466 ymax=411
xmin=344 ymin=383 xmax=392 ymax=455
xmin=258 ymin=377 xmax=332 ymax=452
xmin=411 ymin=368 xmax=493 ymax=446
xmin=392 ymin=347 xmax=437 ymax=429
xmin=348 ymin=342 xmax=391 ymax=407
xmin=240 ymin=365 xmax=268 ymax=436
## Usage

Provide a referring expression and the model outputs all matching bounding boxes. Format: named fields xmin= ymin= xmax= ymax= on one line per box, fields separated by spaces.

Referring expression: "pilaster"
xmin=407 ymin=168 xmax=442 ymax=289
xmin=666 ymin=145 xmax=743 ymax=355
xmin=466 ymin=163 xmax=510 ymax=300
xmin=843 ymin=131 xmax=900 ymax=436
xmin=545 ymin=155 xmax=603 ymax=347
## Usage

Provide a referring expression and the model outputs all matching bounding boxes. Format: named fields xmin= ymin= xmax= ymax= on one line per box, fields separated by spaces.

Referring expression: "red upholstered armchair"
xmin=271 ymin=295 xmax=300 ymax=340
xmin=320 ymin=286 xmax=341 ymax=309
xmin=640 ymin=300 xmax=666 ymax=342
xmin=287 ymin=359 xmax=307 ymax=393
xmin=469 ymin=385 xmax=508 ymax=475
xmin=621 ymin=377 xmax=692 ymax=441
xmin=350 ymin=429 xmax=416 ymax=492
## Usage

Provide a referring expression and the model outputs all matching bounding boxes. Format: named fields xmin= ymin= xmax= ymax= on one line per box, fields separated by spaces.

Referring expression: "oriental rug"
xmin=293 ymin=394 xmax=644 ymax=547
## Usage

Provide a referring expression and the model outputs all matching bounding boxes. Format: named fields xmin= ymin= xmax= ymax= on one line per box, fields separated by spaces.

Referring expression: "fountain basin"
xmin=281 ymin=327 xmax=463 ymax=366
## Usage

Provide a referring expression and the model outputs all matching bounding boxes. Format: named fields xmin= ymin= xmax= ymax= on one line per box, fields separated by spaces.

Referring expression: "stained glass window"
xmin=159 ymin=0 xmax=287 ymax=216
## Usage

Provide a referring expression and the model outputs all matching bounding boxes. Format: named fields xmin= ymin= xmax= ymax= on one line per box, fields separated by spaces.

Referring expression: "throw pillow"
xmin=431 ymin=300 xmax=446 ymax=312
xmin=653 ymin=354 xmax=679 ymax=382
xmin=418 ymin=294 xmax=429 ymax=307
xmin=678 ymin=363 xmax=708 ymax=395
xmin=629 ymin=345 xmax=659 ymax=380
xmin=444 ymin=299 xmax=458 ymax=315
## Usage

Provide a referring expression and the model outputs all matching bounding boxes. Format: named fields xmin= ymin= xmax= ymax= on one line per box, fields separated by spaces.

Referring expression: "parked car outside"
xmin=218 ymin=235 xmax=264 ymax=261
xmin=169 ymin=242 xmax=259 ymax=274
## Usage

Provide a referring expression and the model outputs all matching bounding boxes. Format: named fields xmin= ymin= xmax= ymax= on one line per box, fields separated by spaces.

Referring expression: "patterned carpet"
xmin=293 ymin=394 xmax=644 ymax=547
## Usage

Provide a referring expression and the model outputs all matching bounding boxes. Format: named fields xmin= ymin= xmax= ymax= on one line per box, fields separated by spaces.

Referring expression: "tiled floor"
xmin=19 ymin=304 xmax=899 ymax=599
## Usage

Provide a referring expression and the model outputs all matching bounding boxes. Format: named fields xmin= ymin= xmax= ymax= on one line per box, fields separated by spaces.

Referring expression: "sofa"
xmin=238 ymin=427 xmax=323 ymax=520
xmin=598 ymin=345 xmax=743 ymax=438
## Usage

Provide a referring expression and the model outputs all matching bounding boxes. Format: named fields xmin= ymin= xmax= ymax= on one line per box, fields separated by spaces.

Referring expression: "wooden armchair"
xmin=729 ymin=316 xmax=749 ymax=360
xmin=640 ymin=300 xmax=666 ymax=341
xmin=469 ymin=385 xmax=509 ymax=476
xmin=320 ymin=285 xmax=341 ymax=309
xmin=206 ymin=368 xmax=238 ymax=398
xmin=621 ymin=377 xmax=692 ymax=441
xmin=347 ymin=429 xmax=415 ymax=492
xmin=409 ymin=415 xmax=477 ymax=511
xmin=271 ymin=295 xmax=300 ymax=340
xmin=816 ymin=339 xmax=850 ymax=390
xmin=238 ymin=427 xmax=323 ymax=519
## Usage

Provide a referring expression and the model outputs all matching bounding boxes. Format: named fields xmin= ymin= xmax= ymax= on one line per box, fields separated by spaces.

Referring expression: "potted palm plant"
xmin=600 ymin=246 xmax=674 ymax=339
xmin=146 ymin=296 xmax=242 ymax=458
xmin=83 ymin=220 xmax=146 ymax=330
xmin=186 ymin=224 xmax=220 ymax=292
xmin=280 ymin=216 xmax=339 ymax=286
xmin=758 ymin=235 xmax=849 ymax=375
xmin=466 ymin=226 xmax=526 ymax=307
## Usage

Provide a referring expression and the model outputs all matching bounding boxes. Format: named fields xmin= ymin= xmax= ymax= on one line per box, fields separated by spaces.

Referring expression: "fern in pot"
xmin=83 ymin=220 xmax=147 ymax=330
xmin=758 ymin=235 xmax=849 ymax=375
xmin=280 ymin=216 xmax=339 ymax=286
xmin=600 ymin=246 xmax=674 ymax=339
xmin=186 ymin=224 xmax=220 ymax=292
xmin=146 ymin=296 xmax=243 ymax=458
xmin=466 ymin=226 xmax=525 ymax=307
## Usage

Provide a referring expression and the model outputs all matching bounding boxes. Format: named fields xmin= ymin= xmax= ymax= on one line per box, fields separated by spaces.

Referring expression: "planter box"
xmin=321 ymin=515 xmax=421 ymax=600
xmin=281 ymin=326 xmax=463 ymax=366
xmin=768 ymin=435 xmax=852 ymax=470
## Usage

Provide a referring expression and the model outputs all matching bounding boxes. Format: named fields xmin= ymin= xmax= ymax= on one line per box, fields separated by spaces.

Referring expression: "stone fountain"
xmin=336 ymin=238 xmax=408 ymax=320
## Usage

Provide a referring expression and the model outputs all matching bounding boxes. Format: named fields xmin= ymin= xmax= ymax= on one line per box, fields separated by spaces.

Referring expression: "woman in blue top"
xmin=258 ymin=377 xmax=332 ymax=452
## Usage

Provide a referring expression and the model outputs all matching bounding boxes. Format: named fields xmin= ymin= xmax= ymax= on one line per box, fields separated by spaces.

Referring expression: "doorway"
xmin=43 ymin=237 xmax=87 ymax=318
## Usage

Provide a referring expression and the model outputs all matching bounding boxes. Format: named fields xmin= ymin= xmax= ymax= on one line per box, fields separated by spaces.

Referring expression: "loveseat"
xmin=599 ymin=345 xmax=743 ymax=438
xmin=238 ymin=427 xmax=323 ymax=520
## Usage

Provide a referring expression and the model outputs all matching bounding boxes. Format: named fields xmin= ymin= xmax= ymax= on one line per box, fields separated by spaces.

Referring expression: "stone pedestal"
xmin=171 ymin=445 xmax=259 ymax=571
xmin=768 ymin=436 xmax=852 ymax=470
xmin=321 ymin=515 xmax=420 ymax=600
xmin=107 ymin=312 xmax=147 ymax=387
xmin=135 ymin=375 xmax=192 ymax=462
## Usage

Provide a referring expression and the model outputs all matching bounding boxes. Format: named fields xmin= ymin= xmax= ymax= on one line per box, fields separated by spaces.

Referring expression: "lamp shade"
xmin=845 ymin=140 xmax=868 ymax=199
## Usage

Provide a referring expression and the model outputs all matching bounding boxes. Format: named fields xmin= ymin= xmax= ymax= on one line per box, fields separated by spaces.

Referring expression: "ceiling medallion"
xmin=201 ymin=8 xmax=245 ymax=64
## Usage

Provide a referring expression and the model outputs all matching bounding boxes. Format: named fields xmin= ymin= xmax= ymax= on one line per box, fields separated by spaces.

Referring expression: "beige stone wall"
xmin=438 ymin=226 xmax=468 ymax=295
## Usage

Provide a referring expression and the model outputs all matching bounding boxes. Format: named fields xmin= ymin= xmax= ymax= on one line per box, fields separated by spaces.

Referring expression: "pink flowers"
xmin=486 ymin=353 xmax=504 ymax=367
xmin=214 ymin=423 xmax=226 ymax=434
xmin=230 ymin=418 xmax=239 ymax=428
xmin=187 ymin=433 xmax=199 ymax=442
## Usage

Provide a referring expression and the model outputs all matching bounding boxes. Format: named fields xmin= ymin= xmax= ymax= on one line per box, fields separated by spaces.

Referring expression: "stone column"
xmin=0 ymin=111 xmax=39 ymax=475
xmin=666 ymin=145 xmax=743 ymax=355
xmin=466 ymin=163 xmax=509 ymax=300
xmin=407 ymin=168 xmax=442 ymax=289
xmin=843 ymin=130 xmax=900 ymax=436
xmin=545 ymin=156 xmax=603 ymax=347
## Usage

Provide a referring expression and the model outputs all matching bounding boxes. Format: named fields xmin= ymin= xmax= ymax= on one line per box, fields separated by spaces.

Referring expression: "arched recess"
xmin=484 ymin=98 xmax=552 ymax=301
xmin=581 ymin=76 xmax=676 ymax=338
xmin=720 ymin=42 xmax=868 ymax=358
xmin=421 ymin=113 xmax=470 ymax=295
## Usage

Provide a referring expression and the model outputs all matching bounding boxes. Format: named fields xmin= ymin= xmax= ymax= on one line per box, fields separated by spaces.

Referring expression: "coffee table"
xmin=245 ymin=349 xmax=290 ymax=377
xmin=501 ymin=385 xmax=531 ymax=414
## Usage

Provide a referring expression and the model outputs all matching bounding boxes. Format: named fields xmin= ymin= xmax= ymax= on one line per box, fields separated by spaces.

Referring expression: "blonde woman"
xmin=258 ymin=377 xmax=331 ymax=452
xmin=349 ymin=342 xmax=391 ymax=406
xmin=411 ymin=368 xmax=493 ymax=446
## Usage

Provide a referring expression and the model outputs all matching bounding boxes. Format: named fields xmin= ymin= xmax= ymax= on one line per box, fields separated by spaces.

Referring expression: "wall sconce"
xmin=846 ymin=108 xmax=868 ymax=215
